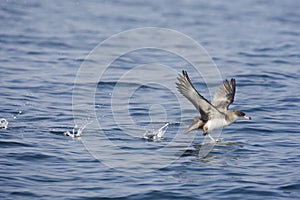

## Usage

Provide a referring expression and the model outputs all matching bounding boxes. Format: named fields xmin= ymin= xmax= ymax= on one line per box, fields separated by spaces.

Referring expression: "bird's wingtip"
xmin=224 ymin=78 xmax=236 ymax=85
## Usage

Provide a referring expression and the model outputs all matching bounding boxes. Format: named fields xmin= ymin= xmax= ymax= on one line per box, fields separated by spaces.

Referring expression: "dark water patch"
xmin=279 ymin=183 xmax=300 ymax=191
xmin=238 ymin=52 xmax=279 ymax=58
xmin=272 ymin=59 xmax=292 ymax=65
xmin=9 ymin=191 xmax=42 ymax=199
xmin=7 ymin=152 xmax=59 ymax=162
xmin=0 ymin=140 xmax=32 ymax=148
xmin=125 ymin=190 xmax=200 ymax=200
xmin=37 ymin=40 xmax=74 ymax=50
xmin=224 ymin=187 xmax=284 ymax=199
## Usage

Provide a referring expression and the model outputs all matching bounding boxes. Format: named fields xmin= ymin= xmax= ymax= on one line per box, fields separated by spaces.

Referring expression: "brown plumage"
xmin=176 ymin=70 xmax=251 ymax=142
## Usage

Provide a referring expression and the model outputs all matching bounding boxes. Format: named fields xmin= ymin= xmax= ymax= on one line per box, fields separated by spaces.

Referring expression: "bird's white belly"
xmin=206 ymin=119 xmax=227 ymax=132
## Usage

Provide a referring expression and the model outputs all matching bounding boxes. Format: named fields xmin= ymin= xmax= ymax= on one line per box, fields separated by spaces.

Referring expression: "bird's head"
xmin=233 ymin=110 xmax=251 ymax=120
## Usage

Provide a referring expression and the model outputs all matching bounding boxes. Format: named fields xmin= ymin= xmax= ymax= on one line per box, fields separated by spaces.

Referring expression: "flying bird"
xmin=176 ymin=70 xmax=251 ymax=142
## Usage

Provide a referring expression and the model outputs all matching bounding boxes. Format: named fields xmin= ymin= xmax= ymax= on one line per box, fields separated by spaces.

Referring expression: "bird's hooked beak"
xmin=244 ymin=115 xmax=251 ymax=120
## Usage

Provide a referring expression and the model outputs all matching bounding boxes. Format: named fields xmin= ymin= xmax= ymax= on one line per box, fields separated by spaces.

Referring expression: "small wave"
xmin=97 ymin=80 xmax=163 ymax=90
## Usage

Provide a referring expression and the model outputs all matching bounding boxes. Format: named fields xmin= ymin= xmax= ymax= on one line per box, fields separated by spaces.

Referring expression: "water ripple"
xmin=1 ymin=0 xmax=300 ymax=199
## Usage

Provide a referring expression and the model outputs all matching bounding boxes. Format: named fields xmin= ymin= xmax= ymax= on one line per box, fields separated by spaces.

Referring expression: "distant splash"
xmin=64 ymin=121 xmax=178 ymax=141
xmin=0 ymin=118 xmax=8 ymax=129
xmin=64 ymin=120 xmax=93 ymax=138
xmin=143 ymin=122 xmax=170 ymax=141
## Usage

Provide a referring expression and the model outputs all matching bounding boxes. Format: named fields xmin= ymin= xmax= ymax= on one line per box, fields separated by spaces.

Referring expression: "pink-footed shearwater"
xmin=176 ymin=70 xmax=251 ymax=142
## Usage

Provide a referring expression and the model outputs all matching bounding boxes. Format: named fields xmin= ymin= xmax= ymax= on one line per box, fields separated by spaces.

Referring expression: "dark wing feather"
xmin=211 ymin=78 xmax=236 ymax=112
xmin=176 ymin=70 xmax=221 ymax=120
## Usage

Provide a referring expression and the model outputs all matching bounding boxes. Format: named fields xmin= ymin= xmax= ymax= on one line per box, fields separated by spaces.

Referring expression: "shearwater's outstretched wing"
xmin=176 ymin=70 xmax=221 ymax=120
xmin=211 ymin=78 xmax=236 ymax=112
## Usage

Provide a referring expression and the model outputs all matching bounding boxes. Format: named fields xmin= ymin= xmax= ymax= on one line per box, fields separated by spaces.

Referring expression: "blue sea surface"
xmin=1 ymin=0 xmax=300 ymax=199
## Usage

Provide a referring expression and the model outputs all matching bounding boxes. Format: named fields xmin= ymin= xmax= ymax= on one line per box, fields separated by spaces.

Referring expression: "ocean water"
xmin=1 ymin=0 xmax=300 ymax=199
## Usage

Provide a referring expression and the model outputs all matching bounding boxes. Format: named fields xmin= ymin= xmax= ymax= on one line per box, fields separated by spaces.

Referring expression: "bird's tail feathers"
xmin=183 ymin=117 xmax=204 ymax=134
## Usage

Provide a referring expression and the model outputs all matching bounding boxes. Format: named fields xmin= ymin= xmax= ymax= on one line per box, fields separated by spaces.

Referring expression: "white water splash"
xmin=143 ymin=122 xmax=170 ymax=140
xmin=0 ymin=118 xmax=8 ymax=129
xmin=64 ymin=120 xmax=93 ymax=138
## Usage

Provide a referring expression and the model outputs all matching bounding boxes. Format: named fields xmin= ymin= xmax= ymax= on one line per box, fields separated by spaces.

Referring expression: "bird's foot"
xmin=207 ymin=134 xmax=216 ymax=143
xmin=215 ymin=138 xmax=223 ymax=143
xmin=207 ymin=134 xmax=222 ymax=143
